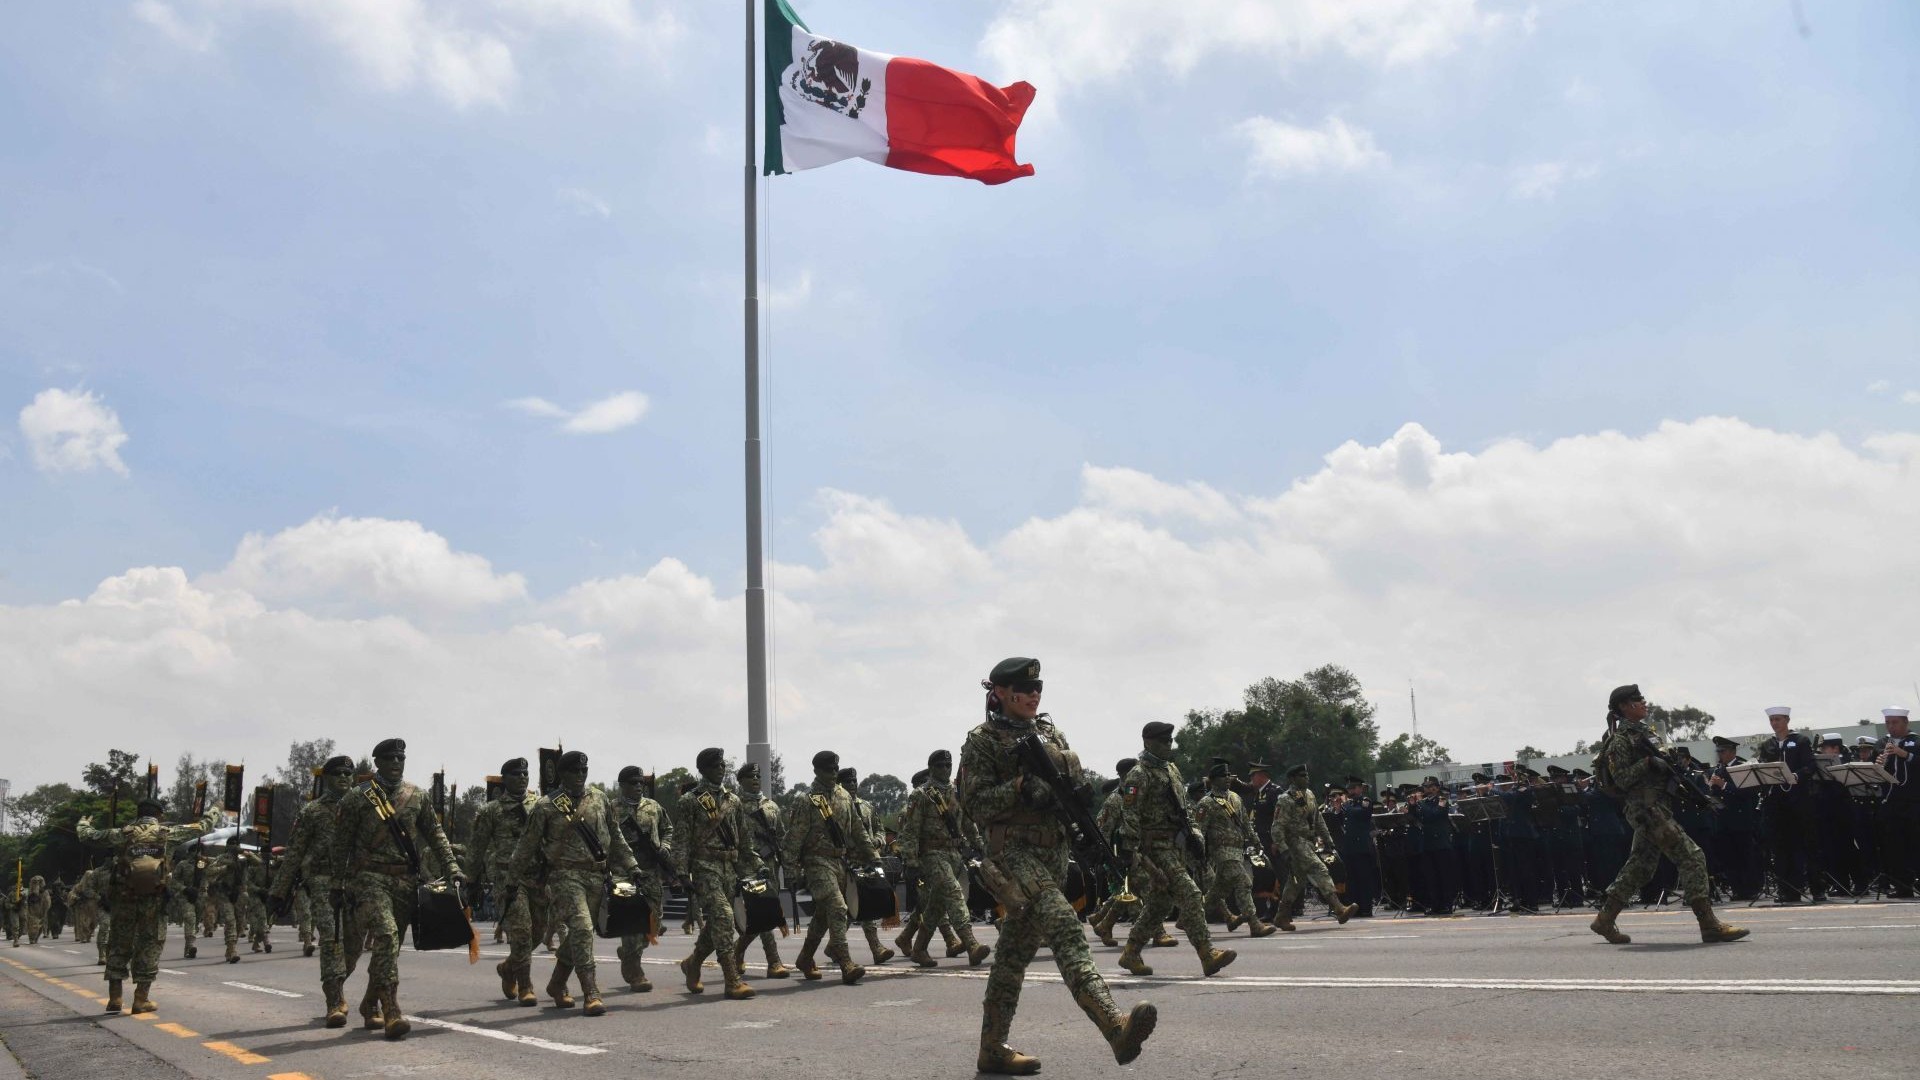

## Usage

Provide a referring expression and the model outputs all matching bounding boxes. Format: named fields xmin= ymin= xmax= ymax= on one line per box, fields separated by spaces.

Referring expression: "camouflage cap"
xmin=988 ymin=657 xmax=1041 ymax=685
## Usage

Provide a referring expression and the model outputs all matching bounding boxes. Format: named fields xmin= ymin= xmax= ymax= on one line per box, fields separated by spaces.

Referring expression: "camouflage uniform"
xmin=0 ymin=889 xmax=16 ymax=946
xmin=76 ymin=805 xmax=222 ymax=1012
xmin=331 ymin=771 xmax=461 ymax=1036
xmin=471 ymin=784 xmax=543 ymax=1003
xmin=205 ymin=846 xmax=261 ymax=961
xmin=77 ymin=867 xmax=114 ymax=962
xmin=1118 ymin=756 xmax=1225 ymax=972
xmin=244 ymin=855 xmax=272 ymax=952
xmin=961 ymin=690 xmax=1153 ymax=1074
xmin=510 ymin=782 xmax=636 ymax=1014
xmin=613 ymin=790 xmax=673 ymax=990
xmin=269 ymin=775 xmax=350 ymax=1024
xmin=1273 ymin=780 xmax=1349 ymax=922
xmin=783 ymin=770 xmax=877 ymax=982
xmin=733 ymin=788 xmax=790 ymax=976
xmin=1194 ymin=784 xmax=1269 ymax=935
xmin=24 ymin=877 xmax=50 ymax=943
xmin=165 ymin=857 xmax=200 ymax=959
xmin=676 ymin=765 xmax=760 ymax=997
xmin=844 ymin=782 xmax=896 ymax=965
xmin=66 ymin=871 xmax=101 ymax=945
xmin=897 ymin=774 xmax=989 ymax=963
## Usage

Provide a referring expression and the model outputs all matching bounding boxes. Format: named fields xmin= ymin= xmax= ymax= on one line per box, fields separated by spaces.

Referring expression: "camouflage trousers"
xmin=102 ymin=892 xmax=167 ymax=983
xmin=686 ymin=860 xmax=740 ymax=959
xmin=304 ymin=884 xmax=348 ymax=984
xmin=800 ymin=857 xmax=851 ymax=950
xmin=245 ymin=893 xmax=270 ymax=945
xmin=345 ymin=872 xmax=416 ymax=992
xmin=94 ymin=910 xmax=111 ymax=962
xmin=1126 ymin=845 xmax=1211 ymax=951
xmin=1205 ymin=854 xmax=1256 ymax=920
xmin=618 ymin=880 xmax=664 ymax=968
xmin=548 ymin=870 xmax=602 ymax=975
xmin=1606 ymin=798 xmax=1710 ymax=905
xmin=495 ymin=880 xmax=550 ymax=968
xmin=212 ymin=894 xmax=243 ymax=950
xmin=917 ymin=850 xmax=971 ymax=932
xmin=26 ymin=907 xmax=47 ymax=943
xmin=71 ymin=902 xmax=97 ymax=943
xmin=1278 ymin=835 xmax=1338 ymax=906
xmin=293 ymin=890 xmax=312 ymax=944
xmin=981 ymin=843 xmax=1115 ymax=1022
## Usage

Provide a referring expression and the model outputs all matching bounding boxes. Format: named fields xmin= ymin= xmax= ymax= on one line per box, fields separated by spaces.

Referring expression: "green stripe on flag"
xmin=763 ymin=0 xmax=808 ymax=176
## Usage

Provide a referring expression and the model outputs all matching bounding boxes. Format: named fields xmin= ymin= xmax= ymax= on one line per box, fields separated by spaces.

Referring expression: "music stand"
xmin=1725 ymin=762 xmax=1791 ymax=790
xmin=1822 ymin=762 xmax=1894 ymax=791
xmin=1455 ymin=798 xmax=1509 ymax=915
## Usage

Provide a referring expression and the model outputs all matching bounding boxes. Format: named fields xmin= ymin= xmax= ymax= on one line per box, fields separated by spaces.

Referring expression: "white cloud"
xmin=506 ymin=390 xmax=649 ymax=434
xmin=18 ymin=388 xmax=131 ymax=476
xmin=557 ymin=186 xmax=612 ymax=218
xmin=5 ymin=417 xmax=1918 ymax=799
xmin=766 ymin=271 xmax=813 ymax=312
xmin=1236 ymin=116 xmax=1388 ymax=178
xmin=982 ymin=0 xmax=1495 ymax=93
xmin=132 ymin=0 xmax=215 ymax=52
xmin=1903 ymin=390 xmax=1920 ymax=405
xmin=1866 ymin=380 xmax=1890 ymax=395
xmin=1509 ymin=159 xmax=1599 ymax=201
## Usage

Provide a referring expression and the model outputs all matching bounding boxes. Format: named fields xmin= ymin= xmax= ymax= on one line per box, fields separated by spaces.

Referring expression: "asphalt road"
xmin=3 ymin=900 xmax=1915 ymax=1080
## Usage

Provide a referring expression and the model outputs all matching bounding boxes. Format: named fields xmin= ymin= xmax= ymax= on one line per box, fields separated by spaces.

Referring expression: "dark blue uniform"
xmin=1335 ymin=797 xmax=1378 ymax=916
xmin=1759 ymin=731 xmax=1824 ymax=901
xmin=1710 ymin=755 xmax=1763 ymax=900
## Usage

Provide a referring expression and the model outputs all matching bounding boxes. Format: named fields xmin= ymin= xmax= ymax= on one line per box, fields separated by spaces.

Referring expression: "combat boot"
xmin=762 ymin=936 xmax=790 ymax=979
xmin=105 ymin=979 xmax=123 ymax=1013
xmin=579 ymin=967 xmax=605 ymax=1016
xmin=183 ymin=941 xmax=196 ymax=960
xmin=976 ymin=1001 xmax=1040 ymax=1076
xmin=718 ymin=951 xmax=755 ymax=1000
xmin=1201 ymin=947 xmax=1236 ymax=977
xmin=795 ymin=925 xmax=824 ymax=980
xmin=359 ymin=984 xmax=383 ymax=1029
xmin=1248 ymin=917 xmax=1276 ymax=938
xmin=680 ymin=946 xmax=709 ymax=993
xmin=943 ymin=925 xmax=966 ymax=958
xmin=620 ymin=946 xmax=651 ymax=991
xmin=515 ymin=961 xmax=537 ymax=1006
xmin=131 ymin=982 xmax=156 ymax=1014
xmin=1589 ymin=895 xmax=1631 ymax=944
xmin=546 ymin=962 xmax=575 ymax=1007
xmin=893 ymin=920 xmax=916 ymax=956
xmin=1117 ymin=944 xmax=1153 ymax=976
xmin=1332 ymin=900 xmax=1356 ymax=924
xmin=864 ymin=925 xmax=894 ymax=965
xmin=1092 ymin=907 xmax=1119 ymax=947
xmin=380 ymin=988 xmax=410 ymax=1040
xmin=1274 ymin=911 xmax=1296 ymax=932
xmin=1074 ymin=985 xmax=1157 ymax=1067
xmin=960 ymin=926 xmax=992 ymax=967
xmin=496 ymin=959 xmax=517 ymax=1000
xmin=909 ymin=925 xmax=938 ymax=967
xmin=225 ymin=941 xmax=239 ymax=964
xmin=323 ymin=979 xmax=348 ymax=1028
xmin=828 ymin=942 xmax=865 ymax=985
xmin=1690 ymin=899 xmax=1750 ymax=943
xmin=1151 ymin=932 xmax=1177 ymax=948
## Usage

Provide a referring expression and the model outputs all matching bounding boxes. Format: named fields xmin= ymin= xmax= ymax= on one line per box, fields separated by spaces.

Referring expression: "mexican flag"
xmin=763 ymin=0 xmax=1036 ymax=185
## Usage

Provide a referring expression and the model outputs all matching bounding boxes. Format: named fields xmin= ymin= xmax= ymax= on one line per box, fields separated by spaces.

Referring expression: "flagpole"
xmin=743 ymin=0 xmax=772 ymax=786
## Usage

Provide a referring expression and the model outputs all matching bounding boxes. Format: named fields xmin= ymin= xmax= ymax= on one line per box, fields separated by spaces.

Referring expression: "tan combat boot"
xmin=380 ymin=988 xmax=410 ymax=1040
xmin=1074 ymin=986 xmax=1157 ymax=1066
xmin=864 ymin=925 xmax=894 ymax=965
xmin=1691 ymin=899 xmax=1750 ymax=943
xmin=1248 ymin=917 xmax=1276 ymax=938
xmin=360 ymin=984 xmax=384 ymax=1029
xmin=546 ymin=962 xmax=575 ymax=1007
xmin=496 ymin=959 xmax=517 ymax=1000
xmin=1332 ymin=900 xmax=1357 ymax=924
xmin=1117 ymin=943 xmax=1153 ymax=976
xmin=1274 ymin=911 xmax=1296 ymax=932
xmin=909 ymin=925 xmax=938 ymax=967
xmin=130 ymin=983 xmax=156 ymax=1014
xmin=976 ymin=1001 xmax=1040 ymax=1076
xmin=323 ymin=978 xmax=348 ymax=1028
xmin=515 ymin=961 xmax=538 ymax=1006
xmin=1092 ymin=907 xmax=1119 ymax=947
xmin=828 ymin=942 xmax=865 ymax=985
xmin=794 ymin=925 xmax=824 ymax=980
xmin=105 ymin=979 xmax=123 ymax=1013
xmin=894 ymin=919 xmax=917 ymax=956
xmin=579 ymin=967 xmax=605 ymax=1016
xmin=762 ymin=935 xmax=790 ymax=979
xmin=1590 ymin=895 xmax=1631 ymax=944
xmin=1151 ymin=932 xmax=1177 ymax=948
xmin=719 ymin=951 xmax=756 ymax=1000
xmin=959 ymin=926 xmax=992 ymax=967
xmin=1201 ymin=947 xmax=1236 ymax=977
xmin=680 ymin=946 xmax=709 ymax=993
xmin=943 ymin=925 xmax=966 ymax=958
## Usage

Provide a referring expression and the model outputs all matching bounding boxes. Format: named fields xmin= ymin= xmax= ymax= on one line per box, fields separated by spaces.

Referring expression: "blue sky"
xmin=2 ymin=1 xmax=1917 ymax=792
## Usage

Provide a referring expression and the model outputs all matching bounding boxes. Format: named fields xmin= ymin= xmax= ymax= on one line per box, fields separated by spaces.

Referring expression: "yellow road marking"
xmin=203 ymin=1041 xmax=271 ymax=1065
xmin=155 ymin=1022 xmax=199 ymax=1037
xmin=268 ymin=1074 xmax=316 ymax=1080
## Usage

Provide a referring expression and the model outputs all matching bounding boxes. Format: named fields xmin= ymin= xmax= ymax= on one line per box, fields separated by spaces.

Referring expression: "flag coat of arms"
xmin=763 ymin=0 xmax=1036 ymax=185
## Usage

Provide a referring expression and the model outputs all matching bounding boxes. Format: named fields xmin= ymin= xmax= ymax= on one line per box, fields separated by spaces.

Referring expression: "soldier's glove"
xmin=77 ymin=816 xmax=93 ymax=829
xmin=1017 ymin=777 xmax=1056 ymax=811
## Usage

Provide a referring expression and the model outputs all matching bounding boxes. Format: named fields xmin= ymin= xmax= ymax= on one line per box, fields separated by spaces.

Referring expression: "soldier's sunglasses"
xmin=1008 ymin=680 xmax=1043 ymax=695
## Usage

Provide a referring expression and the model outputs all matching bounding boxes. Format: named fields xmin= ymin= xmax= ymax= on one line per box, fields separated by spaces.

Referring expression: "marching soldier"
xmin=1117 ymin=724 xmax=1234 ymax=977
xmin=676 ymin=747 xmax=758 ymax=1000
xmin=1085 ymin=760 xmax=1139 ymax=947
xmin=614 ymin=765 xmax=674 ymax=991
xmin=839 ymin=765 xmax=895 ymax=966
xmin=23 ymin=877 xmax=50 ymax=944
xmin=961 ymin=657 xmax=1154 ymax=1075
xmin=331 ymin=738 xmax=463 ymax=1038
xmin=66 ymin=869 xmax=100 ymax=946
xmin=1589 ymin=685 xmax=1748 ymax=944
xmin=206 ymin=835 xmax=256 ymax=963
xmin=730 ymin=762 xmax=789 ymax=979
xmin=783 ymin=751 xmax=876 ymax=984
xmin=1194 ymin=762 xmax=1273 ymax=937
xmin=472 ymin=757 xmax=542 ymax=1005
xmin=268 ymin=754 xmax=355 ymax=1027
xmin=896 ymin=749 xmax=991 ymax=966
xmin=510 ymin=751 xmax=637 ymax=1017
xmin=76 ymin=795 xmax=224 ymax=1014
xmin=1272 ymin=764 xmax=1357 ymax=928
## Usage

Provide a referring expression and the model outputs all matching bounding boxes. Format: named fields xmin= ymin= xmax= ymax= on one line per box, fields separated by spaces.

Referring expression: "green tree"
xmin=1514 ymin=745 xmax=1549 ymax=764
xmin=1375 ymin=733 xmax=1452 ymax=772
xmin=82 ymin=750 xmax=142 ymax=800
xmin=856 ymin=774 xmax=909 ymax=822
xmin=276 ymin=739 xmax=338 ymax=789
xmin=1174 ymin=663 xmax=1382 ymax=787
xmin=1651 ymin=704 xmax=1714 ymax=741
xmin=3 ymin=783 xmax=78 ymax=835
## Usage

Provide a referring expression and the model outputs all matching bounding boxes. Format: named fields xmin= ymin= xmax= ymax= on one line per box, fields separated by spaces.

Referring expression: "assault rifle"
xmin=1012 ymin=734 xmax=1126 ymax=883
xmin=1626 ymin=727 xmax=1722 ymax=814
xmin=622 ymin=814 xmax=684 ymax=890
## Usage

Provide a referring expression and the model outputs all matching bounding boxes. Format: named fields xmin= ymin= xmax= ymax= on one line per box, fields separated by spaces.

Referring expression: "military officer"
xmin=1336 ymin=777 xmax=1381 ymax=917
xmin=510 ymin=750 xmax=637 ymax=1017
xmin=1706 ymin=736 xmax=1763 ymax=900
xmin=1194 ymin=762 xmax=1273 ymax=937
xmin=1272 ymin=764 xmax=1357 ymax=928
xmin=1590 ymin=685 xmax=1747 ymax=944
xmin=269 ymin=754 xmax=355 ymax=1026
xmin=77 ymin=796 xmax=224 ymax=1014
xmin=960 ymin=657 xmax=1154 ymax=1075
xmin=472 ymin=757 xmax=543 ymax=1005
xmin=838 ymin=765 xmax=896 ymax=966
xmin=614 ymin=765 xmax=675 ymax=991
xmin=331 ymin=737 xmax=463 ymax=1038
xmin=676 ymin=747 xmax=759 ymax=1000
xmin=896 ymin=748 xmax=992 ymax=965
xmin=781 ymin=752 xmax=875 ymax=984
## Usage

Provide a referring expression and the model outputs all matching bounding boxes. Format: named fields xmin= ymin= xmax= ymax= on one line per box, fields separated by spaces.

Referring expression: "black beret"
xmin=736 ymin=762 xmax=760 ymax=781
xmin=558 ymin=751 xmax=588 ymax=773
xmin=1286 ymin=763 xmax=1308 ymax=778
xmin=1142 ymin=721 xmax=1175 ymax=741
xmin=911 ymin=769 xmax=929 ymax=787
xmin=136 ymin=796 xmax=166 ymax=817
xmin=696 ymin=747 xmax=726 ymax=771
xmin=838 ymin=767 xmax=858 ymax=788
xmin=501 ymin=757 xmax=529 ymax=776
xmin=1206 ymin=761 xmax=1229 ymax=779
xmin=928 ymin=749 xmax=952 ymax=768
xmin=1115 ymin=757 xmax=1138 ymax=776
xmin=372 ymin=738 xmax=406 ymax=758
xmin=322 ymin=755 xmax=355 ymax=775
xmin=989 ymin=657 xmax=1041 ymax=685
xmin=812 ymin=750 xmax=840 ymax=773
xmin=1608 ymin=683 xmax=1644 ymax=709
xmin=1711 ymin=736 xmax=1738 ymax=749
xmin=618 ymin=766 xmax=643 ymax=784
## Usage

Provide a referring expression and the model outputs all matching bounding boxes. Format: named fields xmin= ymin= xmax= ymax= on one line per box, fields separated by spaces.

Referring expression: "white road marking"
xmin=906 ymin=968 xmax=1920 ymax=995
xmin=223 ymin=981 xmax=302 ymax=998
xmin=869 ymin=999 xmax=921 ymax=1007
xmin=726 ymin=1020 xmax=780 ymax=1029
xmin=159 ymin=969 xmax=189 ymax=976
xmin=63 ymin=949 xmax=83 ymax=955
xmin=407 ymin=1015 xmax=607 ymax=1055
xmin=1785 ymin=924 xmax=1920 ymax=931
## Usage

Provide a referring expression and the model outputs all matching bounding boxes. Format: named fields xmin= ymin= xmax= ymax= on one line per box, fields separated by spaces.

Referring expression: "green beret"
xmin=735 ymin=762 xmax=759 ymax=782
xmin=372 ymin=738 xmax=406 ymax=758
xmin=911 ymin=769 xmax=929 ymax=787
xmin=988 ymin=657 xmax=1041 ymax=686
xmin=837 ymin=767 xmax=858 ymax=788
xmin=1115 ymin=758 xmax=1138 ymax=776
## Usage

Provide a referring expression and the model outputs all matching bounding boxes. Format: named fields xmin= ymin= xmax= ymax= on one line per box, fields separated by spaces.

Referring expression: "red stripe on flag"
xmin=883 ymin=57 xmax=1036 ymax=185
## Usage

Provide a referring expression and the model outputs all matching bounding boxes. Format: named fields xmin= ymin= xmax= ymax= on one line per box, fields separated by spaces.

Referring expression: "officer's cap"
xmin=696 ymin=747 xmax=726 ymax=771
xmin=1285 ymin=763 xmax=1308 ymax=778
xmin=1246 ymin=762 xmax=1272 ymax=775
xmin=812 ymin=750 xmax=840 ymax=774
xmin=1570 ymin=768 xmax=1592 ymax=780
xmin=322 ymin=755 xmax=355 ymax=775
xmin=988 ymin=657 xmax=1041 ymax=686
xmin=1855 ymin=736 xmax=1877 ymax=747
xmin=1421 ymin=776 xmax=1440 ymax=787
xmin=372 ymin=737 xmax=407 ymax=758
xmin=1710 ymin=736 xmax=1738 ymax=750
xmin=1545 ymin=765 xmax=1570 ymax=778
xmin=1142 ymin=721 xmax=1175 ymax=741
xmin=1345 ymin=776 xmax=1365 ymax=788
xmin=501 ymin=757 xmax=529 ymax=776
xmin=618 ymin=766 xmax=644 ymax=784
xmin=1470 ymin=772 xmax=1489 ymax=783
